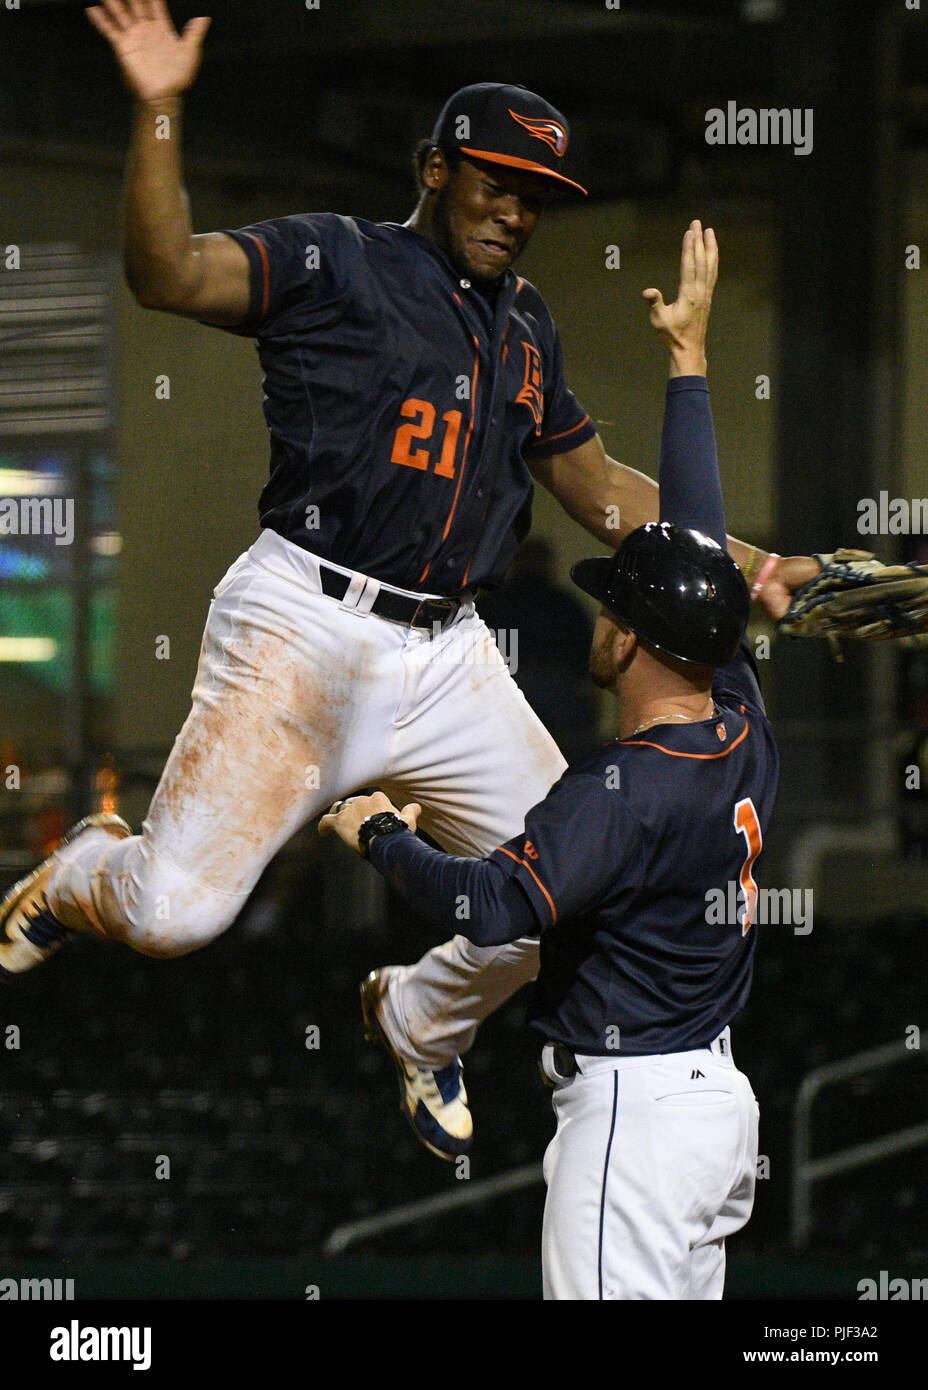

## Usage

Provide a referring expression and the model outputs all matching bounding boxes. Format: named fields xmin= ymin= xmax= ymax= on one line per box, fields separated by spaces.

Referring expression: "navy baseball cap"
xmin=430 ymin=83 xmax=587 ymax=197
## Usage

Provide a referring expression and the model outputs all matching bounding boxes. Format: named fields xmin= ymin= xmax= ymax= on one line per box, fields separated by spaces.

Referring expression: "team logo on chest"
xmin=515 ymin=342 xmax=544 ymax=429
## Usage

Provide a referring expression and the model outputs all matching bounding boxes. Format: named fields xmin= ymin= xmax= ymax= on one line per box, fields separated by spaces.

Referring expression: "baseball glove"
xmin=779 ymin=549 xmax=928 ymax=648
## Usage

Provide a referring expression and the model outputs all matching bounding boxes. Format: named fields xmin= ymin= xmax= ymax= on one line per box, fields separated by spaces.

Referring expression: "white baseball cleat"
xmin=361 ymin=967 xmax=473 ymax=1161
xmin=0 ymin=813 xmax=131 ymax=976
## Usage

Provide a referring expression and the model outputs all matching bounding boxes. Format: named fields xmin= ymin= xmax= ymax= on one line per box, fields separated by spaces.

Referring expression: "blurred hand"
xmin=755 ymin=555 xmax=823 ymax=621
xmin=642 ymin=220 xmax=718 ymax=372
xmin=318 ymin=791 xmax=421 ymax=856
xmin=86 ymin=1 xmax=211 ymax=102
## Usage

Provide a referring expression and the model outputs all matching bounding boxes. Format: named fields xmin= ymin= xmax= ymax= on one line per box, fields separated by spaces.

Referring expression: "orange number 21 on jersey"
xmin=391 ymin=398 xmax=463 ymax=478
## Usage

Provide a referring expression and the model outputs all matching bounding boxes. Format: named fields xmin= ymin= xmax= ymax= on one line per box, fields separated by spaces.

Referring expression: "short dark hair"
xmin=412 ymin=139 xmax=462 ymax=192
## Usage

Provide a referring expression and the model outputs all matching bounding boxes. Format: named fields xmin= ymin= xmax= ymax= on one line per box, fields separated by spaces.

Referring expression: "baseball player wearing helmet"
xmin=0 ymin=4 xmax=817 ymax=1163
xmin=322 ymin=226 xmax=772 ymax=1298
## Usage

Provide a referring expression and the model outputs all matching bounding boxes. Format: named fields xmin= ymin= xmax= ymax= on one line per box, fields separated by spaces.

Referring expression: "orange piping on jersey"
xmin=417 ymin=337 xmax=480 ymax=588
xmin=241 ymin=233 xmax=270 ymax=321
xmin=532 ymin=414 xmax=591 ymax=450
xmin=440 ymin=339 xmax=480 ymax=542
xmin=496 ymin=846 xmax=557 ymax=924
xmin=623 ymin=722 xmax=750 ymax=760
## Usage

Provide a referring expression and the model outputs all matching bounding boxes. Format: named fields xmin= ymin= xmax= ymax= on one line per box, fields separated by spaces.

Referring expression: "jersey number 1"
xmin=391 ymin=398 xmax=463 ymax=478
xmin=733 ymin=797 xmax=762 ymax=936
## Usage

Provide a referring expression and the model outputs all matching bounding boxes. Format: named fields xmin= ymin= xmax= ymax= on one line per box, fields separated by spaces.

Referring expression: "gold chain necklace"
xmin=627 ymin=708 xmax=716 ymax=740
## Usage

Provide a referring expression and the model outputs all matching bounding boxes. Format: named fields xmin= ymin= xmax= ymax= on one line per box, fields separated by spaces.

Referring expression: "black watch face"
xmin=361 ymin=812 xmax=404 ymax=849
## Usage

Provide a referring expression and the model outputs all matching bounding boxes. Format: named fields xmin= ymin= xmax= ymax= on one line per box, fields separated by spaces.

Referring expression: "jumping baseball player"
xmin=321 ymin=224 xmax=772 ymax=1298
xmin=1 ymin=3 xmax=815 ymax=1165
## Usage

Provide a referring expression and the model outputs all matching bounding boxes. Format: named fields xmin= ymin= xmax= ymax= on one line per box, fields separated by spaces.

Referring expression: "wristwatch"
xmin=358 ymin=811 xmax=410 ymax=858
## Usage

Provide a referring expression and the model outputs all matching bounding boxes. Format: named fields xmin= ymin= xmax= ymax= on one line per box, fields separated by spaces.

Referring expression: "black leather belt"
xmin=319 ymin=563 xmax=463 ymax=631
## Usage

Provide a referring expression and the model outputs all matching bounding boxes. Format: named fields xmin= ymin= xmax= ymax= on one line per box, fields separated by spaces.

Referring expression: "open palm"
xmin=643 ymin=220 xmax=718 ymax=357
xmin=86 ymin=1 xmax=211 ymax=103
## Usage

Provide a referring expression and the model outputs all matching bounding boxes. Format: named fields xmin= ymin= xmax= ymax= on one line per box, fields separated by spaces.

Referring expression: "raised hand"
xmin=86 ymin=1 xmax=211 ymax=103
xmin=642 ymin=220 xmax=718 ymax=370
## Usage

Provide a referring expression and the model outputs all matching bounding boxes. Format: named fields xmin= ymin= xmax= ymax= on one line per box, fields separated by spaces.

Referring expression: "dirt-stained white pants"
xmin=48 ymin=530 xmax=559 ymax=1063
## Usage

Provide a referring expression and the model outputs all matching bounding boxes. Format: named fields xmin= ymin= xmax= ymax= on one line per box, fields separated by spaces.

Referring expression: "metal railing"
xmin=323 ymin=1161 xmax=543 ymax=1255
xmin=790 ymin=1033 xmax=928 ymax=1249
xmin=327 ymin=1031 xmax=928 ymax=1256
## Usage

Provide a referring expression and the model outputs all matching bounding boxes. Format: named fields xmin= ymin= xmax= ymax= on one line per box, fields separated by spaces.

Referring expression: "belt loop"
xmin=353 ymin=576 xmax=380 ymax=616
xmin=539 ymin=1042 xmax=578 ymax=1086
xmin=338 ymin=572 xmax=368 ymax=611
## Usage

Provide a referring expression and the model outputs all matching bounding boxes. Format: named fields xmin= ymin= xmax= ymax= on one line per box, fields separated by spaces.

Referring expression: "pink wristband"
xmin=750 ymin=553 xmax=780 ymax=600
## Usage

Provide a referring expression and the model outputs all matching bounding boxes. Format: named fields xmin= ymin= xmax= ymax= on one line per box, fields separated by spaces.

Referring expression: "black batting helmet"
xmin=571 ymin=522 xmax=750 ymax=667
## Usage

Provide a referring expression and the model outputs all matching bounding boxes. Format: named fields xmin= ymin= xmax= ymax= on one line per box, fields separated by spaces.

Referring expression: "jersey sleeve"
xmin=713 ymin=635 xmax=767 ymax=715
xmin=658 ymin=377 xmax=726 ymax=549
xmin=522 ymin=318 xmax=596 ymax=461
xmin=208 ymin=212 xmax=355 ymax=338
xmin=488 ymin=773 xmax=643 ymax=930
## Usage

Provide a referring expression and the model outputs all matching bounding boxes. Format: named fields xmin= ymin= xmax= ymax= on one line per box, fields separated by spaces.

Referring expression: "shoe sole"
xmin=360 ymin=969 xmax=457 ymax=1163
xmin=0 ymin=813 xmax=132 ymax=975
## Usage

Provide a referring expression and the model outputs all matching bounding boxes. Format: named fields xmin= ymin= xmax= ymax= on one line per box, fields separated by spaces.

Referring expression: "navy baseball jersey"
xmin=209 ymin=214 xmax=596 ymax=594
xmin=367 ymin=373 xmax=779 ymax=1057
xmin=488 ymin=640 xmax=778 ymax=1054
xmin=371 ymin=633 xmax=778 ymax=1056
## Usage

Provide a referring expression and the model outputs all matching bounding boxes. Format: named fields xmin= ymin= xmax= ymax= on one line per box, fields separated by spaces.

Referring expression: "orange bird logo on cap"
xmin=508 ymin=110 xmax=568 ymax=157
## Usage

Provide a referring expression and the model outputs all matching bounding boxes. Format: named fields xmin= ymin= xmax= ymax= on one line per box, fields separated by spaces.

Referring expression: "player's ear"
xmin=422 ymin=148 xmax=453 ymax=192
xmin=613 ymin=624 xmax=637 ymax=669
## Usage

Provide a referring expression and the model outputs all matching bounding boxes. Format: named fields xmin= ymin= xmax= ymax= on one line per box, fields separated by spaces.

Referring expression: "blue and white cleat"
xmin=361 ymin=967 xmax=473 ymax=1161
xmin=0 ymin=813 xmax=131 ymax=976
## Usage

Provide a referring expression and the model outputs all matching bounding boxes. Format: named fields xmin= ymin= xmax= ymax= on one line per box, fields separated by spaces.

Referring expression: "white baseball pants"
xmin=540 ymin=1030 xmax=759 ymax=1300
xmin=47 ymin=530 xmax=559 ymax=1060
